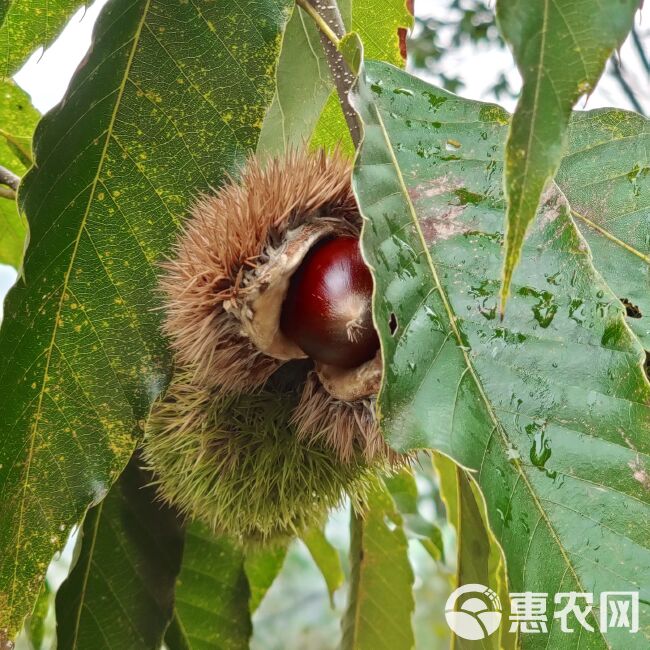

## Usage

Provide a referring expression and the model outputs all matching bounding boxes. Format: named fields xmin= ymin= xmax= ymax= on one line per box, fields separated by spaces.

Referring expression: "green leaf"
xmin=341 ymin=479 xmax=415 ymax=650
xmin=352 ymin=61 xmax=650 ymax=646
xmin=310 ymin=0 xmax=411 ymax=153
xmin=0 ymin=79 xmax=38 ymax=268
xmin=167 ymin=522 xmax=252 ymax=650
xmin=257 ymin=1 xmax=335 ymax=155
xmin=384 ymin=466 xmax=444 ymax=562
xmin=259 ymin=0 xmax=411 ymax=157
xmin=244 ymin=544 xmax=287 ymax=613
xmin=432 ymin=454 xmax=458 ymax=535
xmin=302 ymin=527 xmax=344 ymax=608
xmin=55 ymin=454 xmax=184 ymax=650
xmin=456 ymin=471 xmax=501 ymax=650
xmin=434 ymin=453 xmax=512 ymax=650
xmin=162 ymin=614 xmax=190 ymax=650
xmin=0 ymin=0 xmax=82 ymax=77
xmin=351 ymin=0 xmax=410 ymax=68
xmin=557 ymin=109 xmax=650 ymax=349
xmin=496 ymin=0 xmax=638 ymax=308
xmin=0 ymin=0 xmax=291 ymax=637
xmin=21 ymin=580 xmax=53 ymax=650
xmin=465 ymin=475 xmax=514 ymax=650
xmin=310 ymin=90 xmax=355 ymax=156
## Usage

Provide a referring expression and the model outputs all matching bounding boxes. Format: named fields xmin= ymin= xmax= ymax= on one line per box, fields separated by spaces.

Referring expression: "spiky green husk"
xmin=143 ymin=372 xmax=378 ymax=545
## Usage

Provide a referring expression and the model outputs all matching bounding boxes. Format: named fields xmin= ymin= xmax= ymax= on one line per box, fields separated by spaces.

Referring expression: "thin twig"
xmin=0 ymin=164 xmax=20 ymax=192
xmin=631 ymin=27 xmax=650 ymax=74
xmin=298 ymin=0 xmax=361 ymax=147
xmin=295 ymin=0 xmax=339 ymax=46
xmin=609 ymin=54 xmax=645 ymax=115
xmin=0 ymin=186 xmax=16 ymax=201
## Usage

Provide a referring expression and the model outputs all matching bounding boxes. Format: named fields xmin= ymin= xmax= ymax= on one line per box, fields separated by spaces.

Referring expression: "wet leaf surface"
xmin=558 ymin=109 xmax=650 ymax=350
xmin=496 ymin=0 xmax=638 ymax=307
xmin=353 ymin=61 xmax=650 ymax=647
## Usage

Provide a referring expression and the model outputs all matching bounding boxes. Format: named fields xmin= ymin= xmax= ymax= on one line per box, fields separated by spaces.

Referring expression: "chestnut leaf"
xmin=244 ymin=543 xmax=288 ymax=613
xmin=0 ymin=79 xmax=38 ymax=268
xmin=0 ymin=0 xmax=81 ymax=77
xmin=557 ymin=109 xmax=650 ymax=350
xmin=166 ymin=523 xmax=252 ymax=650
xmin=352 ymin=60 xmax=650 ymax=647
xmin=257 ymin=0 xmax=411 ymax=157
xmin=0 ymin=0 xmax=292 ymax=637
xmin=301 ymin=527 xmax=344 ymax=609
xmin=495 ymin=0 xmax=639 ymax=309
xmin=434 ymin=452 xmax=513 ymax=650
xmin=55 ymin=455 xmax=184 ymax=649
xmin=341 ymin=479 xmax=415 ymax=650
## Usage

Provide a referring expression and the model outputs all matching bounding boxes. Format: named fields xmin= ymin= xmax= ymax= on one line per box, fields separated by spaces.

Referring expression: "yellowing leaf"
xmin=0 ymin=0 xmax=291 ymax=636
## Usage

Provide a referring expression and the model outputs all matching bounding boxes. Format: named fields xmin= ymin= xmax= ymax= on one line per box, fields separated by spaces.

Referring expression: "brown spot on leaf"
xmin=409 ymin=174 xmax=464 ymax=201
xmin=417 ymin=207 xmax=466 ymax=245
xmin=535 ymin=185 xmax=564 ymax=229
xmin=408 ymin=175 xmax=470 ymax=245
xmin=629 ymin=458 xmax=650 ymax=491
xmin=0 ymin=628 xmax=14 ymax=650
xmin=398 ymin=0 xmax=414 ymax=60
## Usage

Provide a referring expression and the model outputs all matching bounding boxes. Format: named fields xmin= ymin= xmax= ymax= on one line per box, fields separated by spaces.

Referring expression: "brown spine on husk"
xmin=160 ymin=148 xmax=403 ymax=465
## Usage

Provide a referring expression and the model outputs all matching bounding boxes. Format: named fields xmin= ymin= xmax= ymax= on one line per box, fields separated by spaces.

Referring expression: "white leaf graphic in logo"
xmin=445 ymin=583 xmax=502 ymax=640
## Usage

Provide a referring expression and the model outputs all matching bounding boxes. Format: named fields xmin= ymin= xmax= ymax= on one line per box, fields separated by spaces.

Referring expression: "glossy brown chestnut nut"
xmin=280 ymin=236 xmax=380 ymax=369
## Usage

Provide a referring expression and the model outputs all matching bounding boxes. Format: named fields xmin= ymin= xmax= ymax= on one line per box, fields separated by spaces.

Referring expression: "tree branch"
xmin=295 ymin=0 xmax=340 ymax=46
xmin=631 ymin=27 xmax=650 ymax=75
xmin=0 ymin=164 xmax=20 ymax=192
xmin=0 ymin=186 xmax=16 ymax=201
xmin=610 ymin=54 xmax=645 ymax=115
xmin=298 ymin=0 xmax=361 ymax=148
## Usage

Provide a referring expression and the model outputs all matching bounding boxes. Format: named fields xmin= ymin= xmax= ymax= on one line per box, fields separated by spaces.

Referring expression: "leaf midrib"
xmin=571 ymin=207 xmax=650 ymax=264
xmin=501 ymin=0 xmax=550 ymax=303
xmin=69 ymin=503 xmax=102 ymax=650
xmin=369 ymin=99 xmax=607 ymax=643
xmin=7 ymin=0 xmax=152 ymax=615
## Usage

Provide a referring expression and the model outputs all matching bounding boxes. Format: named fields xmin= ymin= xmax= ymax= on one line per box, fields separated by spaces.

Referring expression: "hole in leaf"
xmin=388 ymin=313 xmax=398 ymax=336
xmin=621 ymin=298 xmax=642 ymax=319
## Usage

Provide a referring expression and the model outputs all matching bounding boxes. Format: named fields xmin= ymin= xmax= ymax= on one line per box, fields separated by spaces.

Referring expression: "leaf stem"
xmin=631 ymin=27 xmax=650 ymax=75
xmin=0 ymin=164 xmax=20 ymax=192
xmin=609 ymin=54 xmax=645 ymax=115
xmin=296 ymin=0 xmax=361 ymax=147
xmin=295 ymin=0 xmax=339 ymax=47
xmin=0 ymin=186 xmax=16 ymax=200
